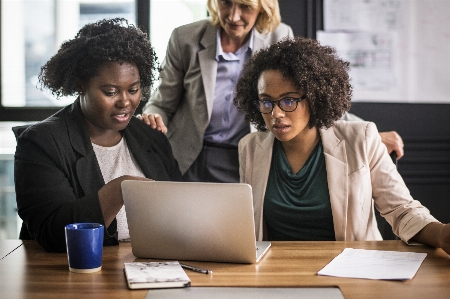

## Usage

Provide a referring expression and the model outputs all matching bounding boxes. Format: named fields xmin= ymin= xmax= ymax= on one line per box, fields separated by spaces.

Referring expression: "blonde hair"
xmin=207 ymin=0 xmax=281 ymax=33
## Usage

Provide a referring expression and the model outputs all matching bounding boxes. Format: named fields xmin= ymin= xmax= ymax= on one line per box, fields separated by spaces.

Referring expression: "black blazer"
xmin=14 ymin=99 xmax=182 ymax=252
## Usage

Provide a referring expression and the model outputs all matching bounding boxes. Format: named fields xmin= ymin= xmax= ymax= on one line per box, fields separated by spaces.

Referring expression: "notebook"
xmin=121 ymin=180 xmax=271 ymax=263
xmin=123 ymin=261 xmax=190 ymax=289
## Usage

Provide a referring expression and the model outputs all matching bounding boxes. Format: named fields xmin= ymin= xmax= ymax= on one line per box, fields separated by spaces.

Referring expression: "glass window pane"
xmin=150 ymin=0 xmax=207 ymax=66
xmin=1 ymin=0 xmax=136 ymax=108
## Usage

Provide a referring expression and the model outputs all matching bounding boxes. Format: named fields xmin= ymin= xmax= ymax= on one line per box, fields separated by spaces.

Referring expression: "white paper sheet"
xmin=318 ymin=248 xmax=426 ymax=280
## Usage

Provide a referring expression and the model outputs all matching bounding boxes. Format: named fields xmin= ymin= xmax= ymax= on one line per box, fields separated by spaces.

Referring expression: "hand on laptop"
xmin=98 ymin=175 xmax=152 ymax=227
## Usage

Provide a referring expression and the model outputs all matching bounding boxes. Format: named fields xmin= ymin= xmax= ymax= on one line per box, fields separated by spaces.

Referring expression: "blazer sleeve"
xmin=286 ymin=24 xmax=294 ymax=38
xmin=142 ymin=26 xmax=186 ymax=125
xmin=14 ymin=126 xmax=107 ymax=252
xmin=364 ymin=122 xmax=438 ymax=242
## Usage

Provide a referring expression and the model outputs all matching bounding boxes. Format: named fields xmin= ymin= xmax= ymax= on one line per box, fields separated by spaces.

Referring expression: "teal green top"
xmin=264 ymin=139 xmax=335 ymax=241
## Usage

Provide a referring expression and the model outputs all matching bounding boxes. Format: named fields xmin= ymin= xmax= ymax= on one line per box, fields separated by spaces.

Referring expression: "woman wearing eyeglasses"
xmin=140 ymin=0 xmax=403 ymax=183
xmin=234 ymin=37 xmax=450 ymax=254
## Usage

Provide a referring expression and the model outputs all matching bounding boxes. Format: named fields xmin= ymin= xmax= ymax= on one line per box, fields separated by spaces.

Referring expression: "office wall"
xmin=320 ymin=0 xmax=450 ymax=104
xmin=279 ymin=0 xmax=323 ymax=39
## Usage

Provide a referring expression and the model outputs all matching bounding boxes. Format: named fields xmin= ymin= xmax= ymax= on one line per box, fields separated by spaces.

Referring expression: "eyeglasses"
xmin=256 ymin=96 xmax=306 ymax=114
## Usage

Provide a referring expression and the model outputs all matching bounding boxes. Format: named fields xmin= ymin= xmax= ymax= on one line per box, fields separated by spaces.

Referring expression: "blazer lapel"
xmin=253 ymin=133 xmax=274 ymax=185
xmin=199 ymin=24 xmax=218 ymax=120
xmin=65 ymin=103 xmax=105 ymax=195
xmin=123 ymin=127 xmax=170 ymax=180
xmin=320 ymin=127 xmax=349 ymax=241
xmin=252 ymin=133 xmax=275 ymax=240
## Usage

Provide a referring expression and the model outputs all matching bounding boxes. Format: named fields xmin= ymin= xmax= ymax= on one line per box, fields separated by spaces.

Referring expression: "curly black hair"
xmin=38 ymin=18 xmax=158 ymax=100
xmin=234 ymin=36 xmax=352 ymax=131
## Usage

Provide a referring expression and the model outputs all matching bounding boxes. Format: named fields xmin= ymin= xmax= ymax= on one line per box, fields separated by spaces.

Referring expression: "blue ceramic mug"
xmin=65 ymin=223 xmax=104 ymax=273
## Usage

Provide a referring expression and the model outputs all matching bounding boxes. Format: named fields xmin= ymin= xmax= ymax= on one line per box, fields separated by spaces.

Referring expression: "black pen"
xmin=180 ymin=263 xmax=212 ymax=274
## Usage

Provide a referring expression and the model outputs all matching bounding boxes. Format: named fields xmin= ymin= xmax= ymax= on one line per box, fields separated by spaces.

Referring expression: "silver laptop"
xmin=145 ymin=287 xmax=345 ymax=299
xmin=121 ymin=180 xmax=271 ymax=264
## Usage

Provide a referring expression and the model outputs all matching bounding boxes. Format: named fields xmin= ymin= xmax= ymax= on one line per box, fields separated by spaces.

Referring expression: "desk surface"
xmin=1 ymin=240 xmax=449 ymax=299
xmin=0 ymin=239 xmax=24 ymax=260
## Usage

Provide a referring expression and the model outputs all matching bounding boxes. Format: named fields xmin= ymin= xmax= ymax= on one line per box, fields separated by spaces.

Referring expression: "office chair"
xmin=374 ymin=151 xmax=399 ymax=240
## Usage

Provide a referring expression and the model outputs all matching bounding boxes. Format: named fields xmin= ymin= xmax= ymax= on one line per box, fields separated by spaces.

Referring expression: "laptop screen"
xmin=122 ymin=181 xmax=270 ymax=263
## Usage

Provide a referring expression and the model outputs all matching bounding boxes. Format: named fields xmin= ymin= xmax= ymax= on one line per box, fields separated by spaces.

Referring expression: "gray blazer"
xmin=143 ymin=19 xmax=294 ymax=174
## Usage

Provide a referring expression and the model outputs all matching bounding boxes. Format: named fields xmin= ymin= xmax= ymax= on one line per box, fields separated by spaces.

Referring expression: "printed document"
xmin=318 ymin=248 xmax=426 ymax=280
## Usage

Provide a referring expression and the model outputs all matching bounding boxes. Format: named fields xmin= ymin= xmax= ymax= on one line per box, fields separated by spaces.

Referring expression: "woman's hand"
xmin=98 ymin=175 xmax=151 ymax=227
xmin=136 ymin=113 xmax=167 ymax=134
xmin=379 ymin=131 xmax=404 ymax=159
xmin=412 ymin=222 xmax=450 ymax=255
xmin=438 ymin=223 xmax=450 ymax=255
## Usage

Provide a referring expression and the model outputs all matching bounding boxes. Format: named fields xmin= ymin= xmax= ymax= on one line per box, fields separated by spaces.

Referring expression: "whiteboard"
xmin=318 ymin=0 xmax=450 ymax=103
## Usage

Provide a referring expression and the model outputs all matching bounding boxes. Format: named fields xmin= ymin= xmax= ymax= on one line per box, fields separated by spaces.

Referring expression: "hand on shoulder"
xmin=379 ymin=131 xmax=404 ymax=159
xmin=136 ymin=113 xmax=167 ymax=134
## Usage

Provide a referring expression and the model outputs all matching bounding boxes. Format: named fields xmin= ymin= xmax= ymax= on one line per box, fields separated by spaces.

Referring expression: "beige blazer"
xmin=239 ymin=121 xmax=438 ymax=242
xmin=143 ymin=19 xmax=294 ymax=174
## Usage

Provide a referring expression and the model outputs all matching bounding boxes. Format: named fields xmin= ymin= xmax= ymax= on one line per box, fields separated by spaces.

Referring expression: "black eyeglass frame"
xmin=256 ymin=95 xmax=307 ymax=114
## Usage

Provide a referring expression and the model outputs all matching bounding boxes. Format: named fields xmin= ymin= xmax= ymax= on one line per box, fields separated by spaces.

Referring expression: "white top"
xmin=92 ymin=137 xmax=145 ymax=240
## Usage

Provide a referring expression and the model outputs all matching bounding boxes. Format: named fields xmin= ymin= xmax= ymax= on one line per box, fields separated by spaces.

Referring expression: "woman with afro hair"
xmin=14 ymin=18 xmax=182 ymax=252
xmin=234 ymin=37 xmax=450 ymax=254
